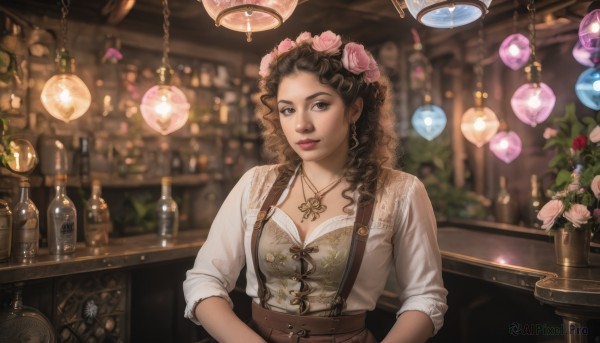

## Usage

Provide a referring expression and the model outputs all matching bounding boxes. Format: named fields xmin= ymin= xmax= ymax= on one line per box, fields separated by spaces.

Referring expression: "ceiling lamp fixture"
xmin=579 ymin=1 xmax=600 ymax=50
xmin=510 ymin=0 xmax=555 ymax=127
xmin=575 ymin=66 xmax=600 ymax=110
xmin=404 ymin=0 xmax=492 ymax=29
xmin=40 ymin=0 xmax=91 ymax=123
xmin=461 ymin=25 xmax=499 ymax=148
xmin=489 ymin=130 xmax=522 ymax=164
xmin=498 ymin=0 xmax=530 ymax=71
xmin=200 ymin=0 xmax=298 ymax=42
xmin=140 ymin=0 xmax=190 ymax=136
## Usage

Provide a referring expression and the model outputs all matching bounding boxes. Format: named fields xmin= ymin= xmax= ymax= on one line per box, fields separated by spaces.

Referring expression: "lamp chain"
xmin=511 ymin=0 xmax=519 ymax=33
xmin=162 ymin=0 xmax=171 ymax=68
xmin=60 ymin=0 xmax=70 ymax=50
xmin=474 ymin=22 xmax=484 ymax=92
xmin=527 ymin=0 xmax=537 ymax=62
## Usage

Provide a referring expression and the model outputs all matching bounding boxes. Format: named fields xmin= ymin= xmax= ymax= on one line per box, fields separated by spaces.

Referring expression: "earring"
xmin=350 ymin=122 xmax=359 ymax=150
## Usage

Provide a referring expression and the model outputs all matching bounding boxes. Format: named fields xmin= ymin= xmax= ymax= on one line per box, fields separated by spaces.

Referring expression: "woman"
xmin=183 ymin=30 xmax=447 ymax=343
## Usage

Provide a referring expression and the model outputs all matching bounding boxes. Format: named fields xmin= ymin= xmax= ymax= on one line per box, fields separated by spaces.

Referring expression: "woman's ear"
xmin=349 ymin=98 xmax=364 ymax=123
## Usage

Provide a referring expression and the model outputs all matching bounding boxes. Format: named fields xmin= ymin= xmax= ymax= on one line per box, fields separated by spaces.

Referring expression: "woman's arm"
xmin=381 ymin=310 xmax=434 ymax=343
xmin=194 ymin=297 xmax=265 ymax=343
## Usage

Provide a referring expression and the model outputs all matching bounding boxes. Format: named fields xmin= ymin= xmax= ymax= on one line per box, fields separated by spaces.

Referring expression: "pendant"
xmin=298 ymin=196 xmax=326 ymax=222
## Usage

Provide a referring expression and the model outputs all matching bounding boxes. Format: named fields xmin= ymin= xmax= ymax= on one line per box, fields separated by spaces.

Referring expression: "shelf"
xmin=43 ymin=172 xmax=222 ymax=188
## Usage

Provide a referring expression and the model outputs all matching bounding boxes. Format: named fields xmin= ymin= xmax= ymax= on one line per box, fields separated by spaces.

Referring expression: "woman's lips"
xmin=297 ymin=139 xmax=319 ymax=150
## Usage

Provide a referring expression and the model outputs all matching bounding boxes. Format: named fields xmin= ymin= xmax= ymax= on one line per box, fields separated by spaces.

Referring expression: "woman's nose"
xmin=295 ymin=111 xmax=314 ymax=132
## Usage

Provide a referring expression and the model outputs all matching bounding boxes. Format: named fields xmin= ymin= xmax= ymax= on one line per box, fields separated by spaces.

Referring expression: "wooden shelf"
xmin=43 ymin=173 xmax=222 ymax=188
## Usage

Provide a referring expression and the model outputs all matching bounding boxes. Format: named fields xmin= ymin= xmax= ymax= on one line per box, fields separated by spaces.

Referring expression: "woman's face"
xmin=277 ymin=71 xmax=361 ymax=166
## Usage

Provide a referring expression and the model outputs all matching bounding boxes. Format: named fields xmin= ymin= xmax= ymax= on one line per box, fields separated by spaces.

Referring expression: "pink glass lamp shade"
xmin=460 ymin=106 xmax=500 ymax=148
xmin=572 ymin=40 xmax=598 ymax=67
xmin=200 ymin=0 xmax=298 ymax=42
xmin=579 ymin=8 xmax=600 ymax=50
xmin=140 ymin=83 xmax=190 ymax=135
xmin=510 ymin=82 xmax=555 ymax=127
xmin=411 ymin=104 xmax=447 ymax=141
xmin=489 ymin=131 xmax=522 ymax=164
xmin=499 ymin=33 xmax=531 ymax=70
xmin=40 ymin=51 xmax=91 ymax=123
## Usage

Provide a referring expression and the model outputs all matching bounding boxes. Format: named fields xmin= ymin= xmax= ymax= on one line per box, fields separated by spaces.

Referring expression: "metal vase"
xmin=554 ymin=227 xmax=591 ymax=267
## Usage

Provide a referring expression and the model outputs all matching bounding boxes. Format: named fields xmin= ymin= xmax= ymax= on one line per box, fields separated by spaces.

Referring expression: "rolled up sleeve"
xmin=183 ymin=167 xmax=256 ymax=325
xmin=393 ymin=178 xmax=448 ymax=335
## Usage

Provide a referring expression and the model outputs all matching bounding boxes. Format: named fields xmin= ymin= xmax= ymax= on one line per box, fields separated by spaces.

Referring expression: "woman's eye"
xmin=313 ymin=101 xmax=329 ymax=111
xmin=279 ymin=107 xmax=294 ymax=116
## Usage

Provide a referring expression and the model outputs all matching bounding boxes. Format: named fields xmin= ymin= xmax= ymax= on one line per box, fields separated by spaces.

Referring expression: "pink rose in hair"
xmin=312 ymin=30 xmax=342 ymax=54
xmin=564 ymin=204 xmax=592 ymax=228
xmin=537 ymin=199 xmax=564 ymax=230
xmin=364 ymin=55 xmax=380 ymax=83
xmin=277 ymin=38 xmax=295 ymax=54
xmin=259 ymin=50 xmax=276 ymax=78
xmin=296 ymin=31 xmax=312 ymax=45
xmin=342 ymin=42 xmax=371 ymax=74
xmin=591 ymin=175 xmax=600 ymax=199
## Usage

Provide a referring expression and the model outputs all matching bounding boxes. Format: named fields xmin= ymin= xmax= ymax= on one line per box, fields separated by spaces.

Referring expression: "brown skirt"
xmin=249 ymin=302 xmax=378 ymax=343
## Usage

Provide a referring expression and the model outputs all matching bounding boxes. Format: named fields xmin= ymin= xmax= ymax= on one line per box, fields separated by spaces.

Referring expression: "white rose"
xmin=590 ymin=125 xmax=600 ymax=143
xmin=537 ymin=199 xmax=564 ymax=230
xmin=563 ymin=204 xmax=592 ymax=228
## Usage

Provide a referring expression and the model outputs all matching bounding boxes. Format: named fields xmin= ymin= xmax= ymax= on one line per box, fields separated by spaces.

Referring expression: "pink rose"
xmin=312 ymin=30 xmax=342 ymax=54
xmin=563 ymin=204 xmax=592 ymax=228
xmin=591 ymin=175 xmax=600 ymax=199
xmin=295 ymin=31 xmax=312 ymax=45
xmin=543 ymin=128 xmax=558 ymax=139
xmin=364 ymin=55 xmax=380 ymax=83
xmin=277 ymin=38 xmax=295 ymax=54
xmin=590 ymin=125 xmax=600 ymax=143
xmin=537 ymin=199 xmax=564 ymax=230
xmin=259 ymin=50 xmax=276 ymax=78
xmin=342 ymin=42 xmax=371 ymax=74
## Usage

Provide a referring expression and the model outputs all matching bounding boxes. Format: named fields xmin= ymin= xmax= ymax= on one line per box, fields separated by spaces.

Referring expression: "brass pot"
xmin=554 ymin=227 xmax=591 ymax=267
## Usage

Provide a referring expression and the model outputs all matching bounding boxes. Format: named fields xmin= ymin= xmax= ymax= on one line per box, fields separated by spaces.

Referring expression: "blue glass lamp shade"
xmin=412 ymin=104 xmax=447 ymax=141
xmin=575 ymin=67 xmax=600 ymax=110
xmin=405 ymin=0 xmax=492 ymax=29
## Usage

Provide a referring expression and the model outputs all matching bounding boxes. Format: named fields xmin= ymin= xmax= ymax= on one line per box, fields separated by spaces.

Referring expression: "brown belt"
xmin=251 ymin=302 xmax=366 ymax=337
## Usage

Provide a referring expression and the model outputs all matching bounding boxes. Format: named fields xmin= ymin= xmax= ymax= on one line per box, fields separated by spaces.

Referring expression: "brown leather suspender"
xmin=250 ymin=170 xmax=376 ymax=315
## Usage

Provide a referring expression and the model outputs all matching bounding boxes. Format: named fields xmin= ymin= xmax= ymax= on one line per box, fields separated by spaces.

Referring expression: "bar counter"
xmin=1 ymin=220 xmax=599 ymax=341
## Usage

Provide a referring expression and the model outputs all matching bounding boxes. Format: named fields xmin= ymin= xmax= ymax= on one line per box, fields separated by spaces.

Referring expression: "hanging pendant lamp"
xmin=140 ymin=0 xmax=190 ymax=136
xmin=412 ymin=94 xmax=447 ymax=141
xmin=489 ymin=130 xmax=522 ymax=164
xmin=575 ymin=66 xmax=600 ymax=110
xmin=579 ymin=1 xmax=600 ymax=50
xmin=499 ymin=33 xmax=530 ymax=71
xmin=404 ymin=0 xmax=492 ymax=29
xmin=572 ymin=40 xmax=598 ymax=67
xmin=200 ymin=0 xmax=298 ymax=42
xmin=510 ymin=0 xmax=555 ymax=127
xmin=40 ymin=0 xmax=91 ymax=123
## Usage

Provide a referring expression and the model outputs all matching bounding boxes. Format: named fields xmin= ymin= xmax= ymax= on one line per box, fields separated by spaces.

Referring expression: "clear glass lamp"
xmin=405 ymin=0 xmax=492 ymax=28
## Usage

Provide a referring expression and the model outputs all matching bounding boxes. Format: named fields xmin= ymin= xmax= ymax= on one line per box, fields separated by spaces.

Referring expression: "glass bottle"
xmin=0 ymin=199 xmax=12 ymax=262
xmin=11 ymin=178 xmax=39 ymax=262
xmin=527 ymin=174 xmax=542 ymax=228
xmin=83 ymin=179 xmax=111 ymax=247
xmin=78 ymin=136 xmax=91 ymax=185
xmin=47 ymin=174 xmax=77 ymax=255
xmin=156 ymin=176 xmax=178 ymax=240
xmin=494 ymin=176 xmax=518 ymax=225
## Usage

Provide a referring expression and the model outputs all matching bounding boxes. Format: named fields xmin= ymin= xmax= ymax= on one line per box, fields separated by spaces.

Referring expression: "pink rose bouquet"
xmin=537 ymin=103 xmax=600 ymax=233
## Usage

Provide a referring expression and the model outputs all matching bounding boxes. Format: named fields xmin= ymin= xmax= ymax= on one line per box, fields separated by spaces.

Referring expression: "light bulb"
xmin=575 ymin=67 xmax=600 ymax=110
xmin=411 ymin=104 xmax=447 ymax=141
xmin=140 ymin=84 xmax=190 ymax=135
xmin=489 ymin=131 xmax=522 ymax=164
xmin=511 ymin=82 xmax=555 ymax=127
xmin=579 ymin=9 xmax=600 ymax=50
xmin=41 ymin=70 xmax=91 ymax=123
xmin=460 ymin=106 xmax=500 ymax=147
xmin=498 ymin=33 xmax=531 ymax=70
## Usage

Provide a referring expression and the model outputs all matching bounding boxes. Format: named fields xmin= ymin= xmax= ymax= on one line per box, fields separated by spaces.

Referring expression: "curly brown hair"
xmin=258 ymin=41 xmax=397 ymax=210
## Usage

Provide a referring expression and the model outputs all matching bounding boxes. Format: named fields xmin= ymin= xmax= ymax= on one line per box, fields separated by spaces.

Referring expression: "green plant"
xmin=0 ymin=109 xmax=14 ymax=168
xmin=114 ymin=192 xmax=157 ymax=234
xmin=538 ymin=103 xmax=600 ymax=232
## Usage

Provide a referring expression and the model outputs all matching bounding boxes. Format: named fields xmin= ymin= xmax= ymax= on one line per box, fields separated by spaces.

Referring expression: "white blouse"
xmin=183 ymin=165 xmax=448 ymax=334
